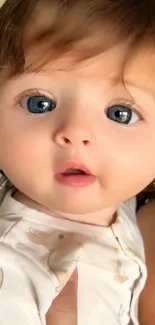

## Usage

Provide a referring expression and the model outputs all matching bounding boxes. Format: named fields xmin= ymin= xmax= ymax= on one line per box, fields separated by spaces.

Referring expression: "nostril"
xmin=83 ymin=140 xmax=90 ymax=146
xmin=63 ymin=137 xmax=71 ymax=144
xmin=61 ymin=137 xmax=90 ymax=146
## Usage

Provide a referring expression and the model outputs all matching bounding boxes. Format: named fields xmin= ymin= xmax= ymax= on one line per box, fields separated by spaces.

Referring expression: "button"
xmin=115 ymin=216 xmax=123 ymax=224
xmin=114 ymin=272 xmax=128 ymax=283
xmin=114 ymin=260 xmax=128 ymax=283
xmin=59 ymin=234 xmax=64 ymax=239
xmin=120 ymin=312 xmax=130 ymax=325
xmin=119 ymin=305 xmax=130 ymax=325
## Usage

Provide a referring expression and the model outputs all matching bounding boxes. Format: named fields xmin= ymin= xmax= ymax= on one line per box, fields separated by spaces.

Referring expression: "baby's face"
xmin=0 ymin=41 xmax=155 ymax=215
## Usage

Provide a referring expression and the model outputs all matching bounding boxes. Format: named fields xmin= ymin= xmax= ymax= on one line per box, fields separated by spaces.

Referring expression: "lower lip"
xmin=55 ymin=174 xmax=96 ymax=187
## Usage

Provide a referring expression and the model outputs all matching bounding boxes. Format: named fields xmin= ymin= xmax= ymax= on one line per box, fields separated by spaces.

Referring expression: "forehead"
xmin=124 ymin=44 xmax=155 ymax=91
xmin=23 ymin=2 xmax=133 ymax=80
xmin=23 ymin=27 xmax=155 ymax=92
xmin=24 ymin=41 xmax=131 ymax=81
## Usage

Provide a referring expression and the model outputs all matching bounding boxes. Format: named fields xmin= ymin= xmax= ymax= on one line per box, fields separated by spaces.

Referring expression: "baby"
xmin=0 ymin=0 xmax=155 ymax=324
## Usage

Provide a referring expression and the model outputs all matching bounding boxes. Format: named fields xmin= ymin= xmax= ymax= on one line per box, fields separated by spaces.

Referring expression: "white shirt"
xmin=0 ymin=190 xmax=147 ymax=325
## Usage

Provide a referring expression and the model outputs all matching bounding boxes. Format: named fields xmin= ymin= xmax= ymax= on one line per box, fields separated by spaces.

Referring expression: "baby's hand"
xmin=46 ymin=269 xmax=78 ymax=325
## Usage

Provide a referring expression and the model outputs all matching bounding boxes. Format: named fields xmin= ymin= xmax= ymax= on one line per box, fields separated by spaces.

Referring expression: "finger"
xmin=46 ymin=268 xmax=78 ymax=325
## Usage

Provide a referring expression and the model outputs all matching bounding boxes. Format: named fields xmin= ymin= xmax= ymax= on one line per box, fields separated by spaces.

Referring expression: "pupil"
xmin=107 ymin=105 xmax=132 ymax=124
xmin=27 ymin=96 xmax=56 ymax=114
xmin=39 ymin=101 xmax=45 ymax=108
xmin=38 ymin=100 xmax=49 ymax=110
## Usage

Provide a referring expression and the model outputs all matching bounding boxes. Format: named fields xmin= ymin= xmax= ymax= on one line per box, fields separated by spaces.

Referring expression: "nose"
xmin=53 ymin=110 xmax=95 ymax=148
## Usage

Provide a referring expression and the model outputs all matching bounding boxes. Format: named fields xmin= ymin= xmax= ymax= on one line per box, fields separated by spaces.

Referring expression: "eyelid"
xmin=107 ymin=98 xmax=143 ymax=119
xmin=13 ymin=88 xmax=56 ymax=108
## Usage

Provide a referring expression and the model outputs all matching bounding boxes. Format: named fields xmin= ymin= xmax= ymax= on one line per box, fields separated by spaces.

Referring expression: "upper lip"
xmin=56 ymin=161 xmax=93 ymax=175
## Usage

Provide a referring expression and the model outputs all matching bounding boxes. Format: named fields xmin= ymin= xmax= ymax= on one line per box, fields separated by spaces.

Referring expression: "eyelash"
xmin=13 ymin=89 xmax=142 ymax=120
xmin=13 ymin=88 xmax=53 ymax=109
xmin=106 ymin=99 xmax=143 ymax=120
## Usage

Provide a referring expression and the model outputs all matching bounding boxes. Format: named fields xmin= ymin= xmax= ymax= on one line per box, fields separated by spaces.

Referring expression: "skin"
xmin=46 ymin=269 xmax=78 ymax=325
xmin=1 ymin=9 xmax=155 ymax=322
xmin=1 ymin=43 xmax=155 ymax=225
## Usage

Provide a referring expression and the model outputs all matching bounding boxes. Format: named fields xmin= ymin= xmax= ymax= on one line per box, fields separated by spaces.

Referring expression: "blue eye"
xmin=106 ymin=105 xmax=139 ymax=125
xmin=26 ymin=95 xmax=56 ymax=114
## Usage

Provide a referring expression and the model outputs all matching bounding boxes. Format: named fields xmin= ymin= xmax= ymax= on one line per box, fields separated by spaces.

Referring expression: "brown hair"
xmin=1 ymin=0 xmax=155 ymax=205
xmin=1 ymin=0 xmax=155 ymax=76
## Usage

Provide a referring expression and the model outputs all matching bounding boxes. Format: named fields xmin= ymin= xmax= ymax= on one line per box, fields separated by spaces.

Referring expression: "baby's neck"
xmin=14 ymin=191 xmax=117 ymax=227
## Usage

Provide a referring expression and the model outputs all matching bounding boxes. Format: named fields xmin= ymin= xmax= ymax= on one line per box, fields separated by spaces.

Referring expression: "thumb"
xmin=46 ymin=268 xmax=78 ymax=325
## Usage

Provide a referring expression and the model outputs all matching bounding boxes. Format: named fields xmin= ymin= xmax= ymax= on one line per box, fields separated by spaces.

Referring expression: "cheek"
xmin=0 ymin=119 xmax=52 ymax=182
xmin=99 ymin=126 xmax=155 ymax=193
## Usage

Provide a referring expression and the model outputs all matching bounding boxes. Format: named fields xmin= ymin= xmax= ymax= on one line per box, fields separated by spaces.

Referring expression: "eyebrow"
xmin=125 ymin=79 xmax=155 ymax=97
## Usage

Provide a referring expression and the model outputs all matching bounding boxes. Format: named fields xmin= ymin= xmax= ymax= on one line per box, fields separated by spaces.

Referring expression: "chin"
xmin=49 ymin=198 xmax=105 ymax=215
xmin=59 ymin=205 xmax=94 ymax=214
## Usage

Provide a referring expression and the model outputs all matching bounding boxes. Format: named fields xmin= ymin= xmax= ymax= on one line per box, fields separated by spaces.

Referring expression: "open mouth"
xmin=55 ymin=163 xmax=95 ymax=187
xmin=62 ymin=168 xmax=89 ymax=176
